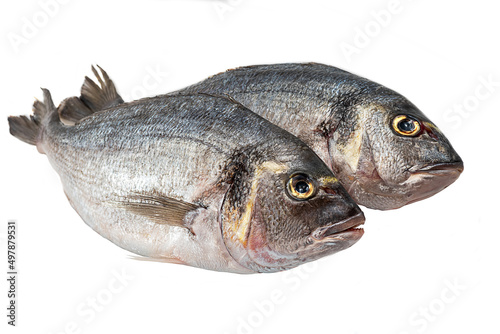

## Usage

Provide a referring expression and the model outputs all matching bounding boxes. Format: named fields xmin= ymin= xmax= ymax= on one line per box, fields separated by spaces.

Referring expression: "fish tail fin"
xmin=59 ymin=65 xmax=124 ymax=124
xmin=8 ymin=88 xmax=58 ymax=148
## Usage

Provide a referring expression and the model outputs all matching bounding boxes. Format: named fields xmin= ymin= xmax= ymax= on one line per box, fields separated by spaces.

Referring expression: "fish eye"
xmin=287 ymin=174 xmax=316 ymax=201
xmin=392 ymin=115 xmax=422 ymax=136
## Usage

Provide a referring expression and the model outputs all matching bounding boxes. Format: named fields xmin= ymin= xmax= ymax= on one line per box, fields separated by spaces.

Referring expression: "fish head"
xmin=221 ymin=147 xmax=364 ymax=273
xmin=330 ymin=98 xmax=463 ymax=210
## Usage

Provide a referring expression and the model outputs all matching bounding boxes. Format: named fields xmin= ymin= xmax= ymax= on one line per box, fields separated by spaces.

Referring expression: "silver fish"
xmin=8 ymin=67 xmax=364 ymax=274
xmin=172 ymin=63 xmax=464 ymax=210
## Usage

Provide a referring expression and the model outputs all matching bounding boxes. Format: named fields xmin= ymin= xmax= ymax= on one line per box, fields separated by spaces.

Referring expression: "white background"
xmin=1 ymin=1 xmax=499 ymax=333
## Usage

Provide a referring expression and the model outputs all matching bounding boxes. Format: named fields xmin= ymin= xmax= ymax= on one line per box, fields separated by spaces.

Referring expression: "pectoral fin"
xmin=113 ymin=193 xmax=201 ymax=229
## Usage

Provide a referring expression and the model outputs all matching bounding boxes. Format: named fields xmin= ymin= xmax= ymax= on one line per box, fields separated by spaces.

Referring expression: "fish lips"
xmin=413 ymin=161 xmax=464 ymax=174
xmin=405 ymin=160 xmax=464 ymax=204
xmin=310 ymin=212 xmax=365 ymax=242
xmin=409 ymin=160 xmax=464 ymax=181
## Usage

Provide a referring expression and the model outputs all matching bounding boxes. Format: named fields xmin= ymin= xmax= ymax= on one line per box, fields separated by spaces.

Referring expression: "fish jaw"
xmin=295 ymin=212 xmax=364 ymax=262
xmin=310 ymin=212 xmax=365 ymax=241
xmin=346 ymin=159 xmax=464 ymax=210
xmin=235 ymin=205 xmax=365 ymax=273
xmin=404 ymin=160 xmax=464 ymax=205
xmin=410 ymin=161 xmax=464 ymax=174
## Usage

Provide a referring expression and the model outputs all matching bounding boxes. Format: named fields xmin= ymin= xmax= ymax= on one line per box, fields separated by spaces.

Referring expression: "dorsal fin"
xmin=59 ymin=65 xmax=124 ymax=124
xmin=81 ymin=65 xmax=124 ymax=111
xmin=58 ymin=96 xmax=93 ymax=124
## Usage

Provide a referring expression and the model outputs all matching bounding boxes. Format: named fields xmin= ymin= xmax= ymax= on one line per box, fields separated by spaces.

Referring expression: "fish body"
xmin=8 ymin=68 xmax=364 ymax=273
xmin=173 ymin=63 xmax=464 ymax=210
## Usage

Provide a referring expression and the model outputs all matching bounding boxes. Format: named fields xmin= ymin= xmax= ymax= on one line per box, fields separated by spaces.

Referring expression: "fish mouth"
xmin=410 ymin=161 xmax=464 ymax=175
xmin=404 ymin=160 xmax=464 ymax=205
xmin=311 ymin=212 xmax=365 ymax=241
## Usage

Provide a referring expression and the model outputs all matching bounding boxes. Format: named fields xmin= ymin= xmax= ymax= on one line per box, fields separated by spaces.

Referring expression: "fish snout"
xmin=409 ymin=157 xmax=464 ymax=183
xmin=318 ymin=181 xmax=365 ymax=235
xmin=404 ymin=158 xmax=464 ymax=205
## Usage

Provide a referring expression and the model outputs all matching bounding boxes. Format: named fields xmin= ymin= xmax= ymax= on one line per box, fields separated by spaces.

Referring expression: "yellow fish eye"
xmin=392 ymin=115 xmax=422 ymax=136
xmin=287 ymin=174 xmax=316 ymax=200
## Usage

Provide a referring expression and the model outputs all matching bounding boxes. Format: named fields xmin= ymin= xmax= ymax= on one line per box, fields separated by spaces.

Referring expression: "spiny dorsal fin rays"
xmin=81 ymin=65 xmax=124 ymax=111
xmin=58 ymin=97 xmax=93 ymax=124
xmin=109 ymin=192 xmax=202 ymax=231
xmin=58 ymin=65 xmax=124 ymax=124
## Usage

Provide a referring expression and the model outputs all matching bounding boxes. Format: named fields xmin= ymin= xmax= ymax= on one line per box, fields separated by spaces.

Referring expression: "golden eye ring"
xmin=287 ymin=174 xmax=316 ymax=201
xmin=392 ymin=115 xmax=421 ymax=136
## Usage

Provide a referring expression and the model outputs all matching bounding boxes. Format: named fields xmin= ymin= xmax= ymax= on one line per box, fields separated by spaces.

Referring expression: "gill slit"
xmin=218 ymin=182 xmax=246 ymax=264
